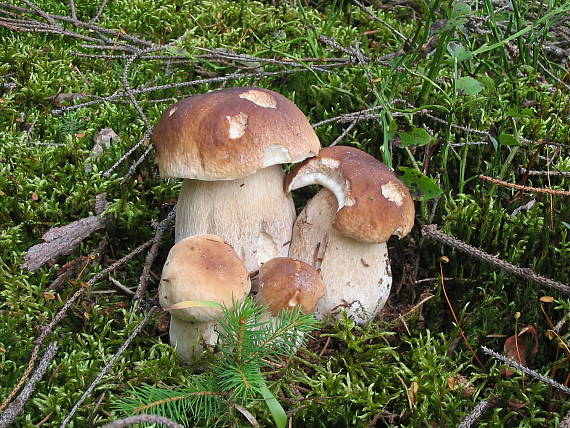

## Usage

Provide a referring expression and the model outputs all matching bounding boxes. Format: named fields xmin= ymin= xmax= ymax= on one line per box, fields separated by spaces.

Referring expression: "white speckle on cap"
xmin=381 ymin=182 xmax=404 ymax=206
xmin=227 ymin=112 xmax=248 ymax=139
xmin=239 ymin=90 xmax=277 ymax=108
xmin=168 ymin=107 xmax=177 ymax=117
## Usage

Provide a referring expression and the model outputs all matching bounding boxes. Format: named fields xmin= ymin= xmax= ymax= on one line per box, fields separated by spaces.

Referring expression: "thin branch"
xmin=69 ymin=0 xmax=76 ymax=20
xmin=134 ymin=207 xmax=176 ymax=300
xmin=518 ymin=168 xmax=570 ymax=177
xmin=479 ymin=174 xmax=570 ymax=196
xmin=100 ymin=414 xmax=184 ymax=428
xmin=88 ymin=0 xmax=107 ymax=23
xmin=109 ymin=276 xmax=135 ymax=296
xmin=61 ymin=307 xmax=158 ymax=428
xmin=421 ymin=225 xmax=570 ymax=295
xmin=52 ymin=68 xmax=316 ymax=114
xmin=0 ymin=342 xmax=59 ymax=427
xmin=0 ymin=2 xmax=152 ymax=47
xmin=121 ymin=143 xmax=153 ymax=184
xmin=1 ymin=240 xmax=153 ymax=409
xmin=312 ymin=105 xmax=385 ymax=127
xmin=0 ymin=18 xmax=104 ymax=43
xmin=19 ymin=0 xmax=61 ymax=29
xmin=457 ymin=397 xmax=499 ymax=428
xmin=352 ymin=0 xmax=410 ymax=43
xmin=103 ymin=130 xmax=150 ymax=178
xmin=481 ymin=346 xmax=570 ymax=394
xmin=329 ymin=119 xmax=358 ymax=146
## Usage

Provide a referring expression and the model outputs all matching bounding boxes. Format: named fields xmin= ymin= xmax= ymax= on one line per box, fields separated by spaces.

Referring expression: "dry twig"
xmin=134 ymin=207 xmax=176 ymax=300
xmin=352 ymin=0 xmax=410 ymax=43
xmin=61 ymin=306 xmax=158 ymax=427
xmin=479 ymin=174 xmax=570 ymax=196
xmin=457 ymin=397 xmax=499 ymax=428
xmin=518 ymin=168 xmax=570 ymax=177
xmin=481 ymin=346 xmax=570 ymax=395
xmin=23 ymin=193 xmax=109 ymax=272
xmin=0 ymin=342 xmax=59 ymax=428
xmin=421 ymin=225 xmax=570 ymax=294
xmin=52 ymin=68 xmax=322 ymax=114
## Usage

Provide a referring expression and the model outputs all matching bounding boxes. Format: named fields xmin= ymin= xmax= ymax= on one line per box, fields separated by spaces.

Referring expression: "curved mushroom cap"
xmin=159 ymin=234 xmax=251 ymax=322
xmin=152 ymin=87 xmax=321 ymax=180
xmin=285 ymin=146 xmax=415 ymax=243
xmin=256 ymin=257 xmax=325 ymax=316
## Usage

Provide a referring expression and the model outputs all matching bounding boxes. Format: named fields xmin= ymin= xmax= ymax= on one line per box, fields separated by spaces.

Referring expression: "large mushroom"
xmin=152 ymin=87 xmax=320 ymax=273
xmin=159 ymin=234 xmax=251 ymax=361
xmin=285 ymin=146 xmax=415 ymax=325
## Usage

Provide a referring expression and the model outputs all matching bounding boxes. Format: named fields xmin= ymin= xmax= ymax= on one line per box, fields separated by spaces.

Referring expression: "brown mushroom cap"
xmin=158 ymin=234 xmax=251 ymax=322
xmin=152 ymin=87 xmax=320 ymax=180
xmin=285 ymin=146 xmax=415 ymax=243
xmin=256 ymin=257 xmax=325 ymax=316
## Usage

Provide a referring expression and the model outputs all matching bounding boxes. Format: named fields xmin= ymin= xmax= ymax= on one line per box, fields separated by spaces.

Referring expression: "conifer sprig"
xmin=114 ymin=297 xmax=319 ymax=427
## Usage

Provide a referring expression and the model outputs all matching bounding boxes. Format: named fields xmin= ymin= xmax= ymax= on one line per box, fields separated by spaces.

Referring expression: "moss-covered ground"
xmin=1 ymin=0 xmax=569 ymax=426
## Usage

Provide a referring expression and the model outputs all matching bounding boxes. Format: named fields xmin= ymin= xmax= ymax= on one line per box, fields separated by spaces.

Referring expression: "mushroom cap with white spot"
xmin=256 ymin=257 xmax=325 ymax=316
xmin=158 ymin=234 xmax=251 ymax=322
xmin=152 ymin=87 xmax=321 ymax=180
xmin=285 ymin=146 xmax=415 ymax=243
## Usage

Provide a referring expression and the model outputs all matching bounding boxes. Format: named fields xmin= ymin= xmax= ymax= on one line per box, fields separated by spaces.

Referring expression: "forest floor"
xmin=1 ymin=0 xmax=570 ymax=426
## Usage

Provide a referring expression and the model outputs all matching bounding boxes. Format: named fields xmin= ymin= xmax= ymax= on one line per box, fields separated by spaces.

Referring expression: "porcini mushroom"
xmin=152 ymin=87 xmax=320 ymax=273
xmin=159 ymin=234 xmax=251 ymax=361
xmin=285 ymin=146 xmax=415 ymax=324
xmin=255 ymin=257 xmax=325 ymax=350
xmin=256 ymin=257 xmax=325 ymax=316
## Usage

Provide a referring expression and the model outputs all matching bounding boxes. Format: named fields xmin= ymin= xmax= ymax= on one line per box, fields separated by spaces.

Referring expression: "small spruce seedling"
xmin=114 ymin=297 xmax=319 ymax=427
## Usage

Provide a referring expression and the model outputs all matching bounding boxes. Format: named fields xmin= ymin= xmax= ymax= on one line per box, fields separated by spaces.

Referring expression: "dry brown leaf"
xmin=502 ymin=325 xmax=539 ymax=377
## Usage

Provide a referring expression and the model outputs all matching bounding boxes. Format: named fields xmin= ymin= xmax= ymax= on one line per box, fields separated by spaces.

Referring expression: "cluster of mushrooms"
xmin=152 ymin=87 xmax=415 ymax=361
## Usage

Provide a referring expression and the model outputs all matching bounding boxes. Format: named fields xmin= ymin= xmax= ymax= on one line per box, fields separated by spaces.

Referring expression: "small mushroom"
xmin=256 ymin=257 xmax=325 ymax=316
xmin=159 ymin=234 xmax=251 ymax=361
xmin=152 ymin=87 xmax=320 ymax=274
xmin=255 ymin=257 xmax=325 ymax=350
xmin=285 ymin=146 xmax=415 ymax=324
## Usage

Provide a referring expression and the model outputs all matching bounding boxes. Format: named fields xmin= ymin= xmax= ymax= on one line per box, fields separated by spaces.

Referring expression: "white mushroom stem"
xmin=289 ymin=189 xmax=392 ymax=325
xmin=169 ymin=317 xmax=219 ymax=361
xmin=175 ymin=165 xmax=296 ymax=273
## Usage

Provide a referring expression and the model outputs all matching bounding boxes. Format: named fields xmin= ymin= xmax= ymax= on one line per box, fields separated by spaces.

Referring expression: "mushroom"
xmin=255 ymin=257 xmax=325 ymax=350
xmin=256 ymin=257 xmax=325 ymax=316
xmin=152 ymin=87 xmax=320 ymax=274
xmin=158 ymin=234 xmax=251 ymax=361
xmin=284 ymin=146 xmax=415 ymax=325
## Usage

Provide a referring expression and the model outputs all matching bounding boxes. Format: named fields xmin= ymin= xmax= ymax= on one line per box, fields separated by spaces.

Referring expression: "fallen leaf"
xmin=43 ymin=291 xmax=56 ymax=300
xmin=502 ymin=325 xmax=539 ymax=377
xmin=31 ymin=191 xmax=39 ymax=201
xmin=507 ymin=399 xmax=527 ymax=411
xmin=50 ymin=92 xmax=88 ymax=107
